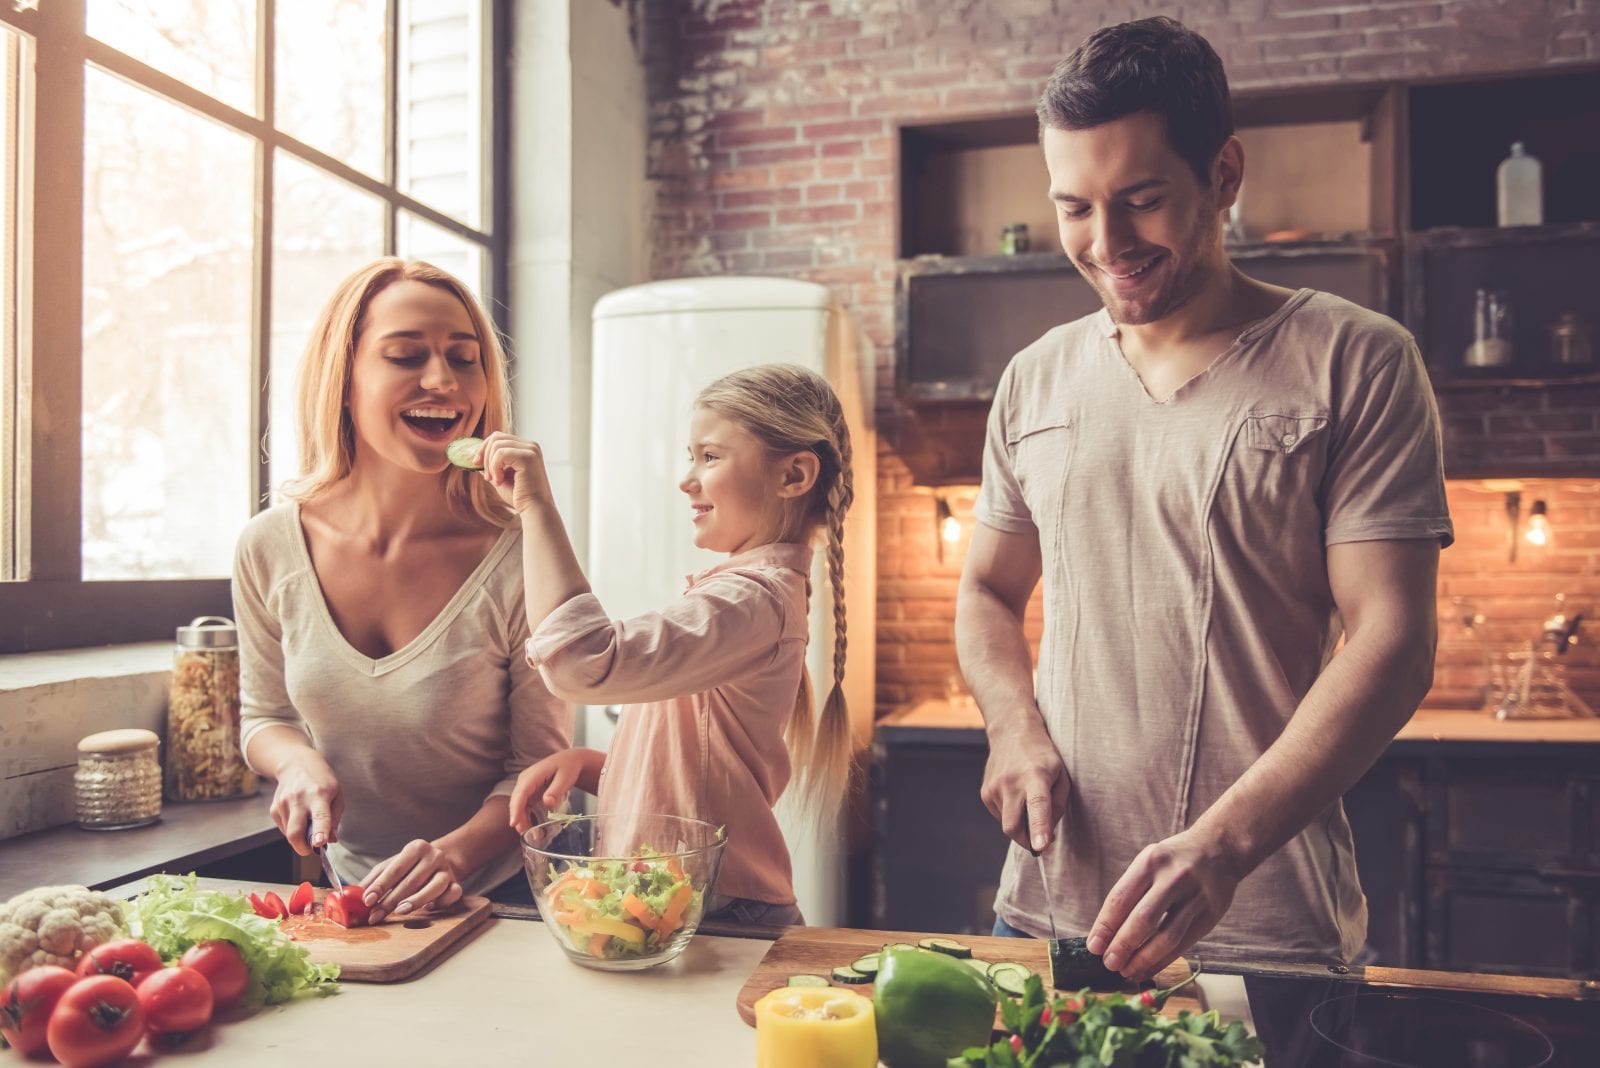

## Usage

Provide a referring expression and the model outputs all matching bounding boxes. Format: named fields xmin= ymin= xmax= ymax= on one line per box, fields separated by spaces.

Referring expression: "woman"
xmin=235 ymin=258 xmax=571 ymax=921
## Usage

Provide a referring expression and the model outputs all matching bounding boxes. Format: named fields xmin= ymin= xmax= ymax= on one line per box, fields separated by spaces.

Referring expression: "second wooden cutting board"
xmin=734 ymin=926 xmax=1197 ymax=1028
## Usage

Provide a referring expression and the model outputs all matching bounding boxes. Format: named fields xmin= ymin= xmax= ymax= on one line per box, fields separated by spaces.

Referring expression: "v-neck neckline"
xmin=1101 ymin=288 xmax=1313 ymax=406
xmin=288 ymin=500 xmax=516 ymax=676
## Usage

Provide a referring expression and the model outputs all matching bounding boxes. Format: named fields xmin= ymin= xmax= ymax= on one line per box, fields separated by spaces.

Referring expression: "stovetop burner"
xmin=1242 ymin=976 xmax=1599 ymax=1068
xmin=1308 ymin=991 xmax=1553 ymax=1067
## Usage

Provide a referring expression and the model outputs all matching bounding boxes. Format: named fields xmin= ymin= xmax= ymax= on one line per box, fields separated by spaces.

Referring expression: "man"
xmin=954 ymin=17 xmax=1452 ymax=979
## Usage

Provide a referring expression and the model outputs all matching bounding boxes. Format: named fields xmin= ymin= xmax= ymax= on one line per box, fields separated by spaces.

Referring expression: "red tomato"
xmin=323 ymin=884 xmax=371 ymax=928
xmin=136 ymin=966 xmax=213 ymax=1036
xmin=45 ymin=975 xmax=144 ymax=1068
xmin=179 ymin=940 xmax=250 ymax=1010
xmin=0 ymin=965 xmax=77 ymax=1056
xmin=288 ymin=880 xmax=316 ymax=916
xmin=261 ymin=890 xmax=289 ymax=919
xmin=247 ymin=891 xmax=269 ymax=916
xmin=75 ymin=938 xmax=163 ymax=987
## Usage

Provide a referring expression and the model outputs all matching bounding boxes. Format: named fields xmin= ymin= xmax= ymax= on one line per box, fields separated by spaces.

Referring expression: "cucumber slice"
xmin=918 ymin=937 xmax=972 ymax=958
xmin=882 ymin=941 xmax=917 ymax=953
xmin=786 ymin=974 xmax=831 ymax=988
xmin=831 ymin=965 xmax=870 ymax=984
xmin=446 ymin=436 xmax=484 ymax=470
xmin=962 ymin=957 xmax=993 ymax=976
xmin=986 ymin=961 xmax=1031 ymax=998
xmin=849 ymin=953 xmax=881 ymax=977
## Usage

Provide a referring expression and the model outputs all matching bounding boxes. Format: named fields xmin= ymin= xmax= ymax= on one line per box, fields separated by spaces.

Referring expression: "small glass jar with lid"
xmin=75 ymin=729 xmax=163 ymax=830
xmin=167 ymin=616 xmax=258 ymax=802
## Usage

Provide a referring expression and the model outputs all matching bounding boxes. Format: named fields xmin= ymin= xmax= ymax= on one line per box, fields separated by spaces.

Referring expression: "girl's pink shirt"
xmin=525 ymin=543 xmax=813 ymax=906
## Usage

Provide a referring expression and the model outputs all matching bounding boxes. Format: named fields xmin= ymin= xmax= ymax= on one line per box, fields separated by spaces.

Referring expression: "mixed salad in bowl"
xmin=522 ymin=814 xmax=726 ymax=971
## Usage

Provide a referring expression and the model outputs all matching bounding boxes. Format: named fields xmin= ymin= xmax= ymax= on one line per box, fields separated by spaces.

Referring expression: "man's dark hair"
xmin=1037 ymin=16 xmax=1234 ymax=187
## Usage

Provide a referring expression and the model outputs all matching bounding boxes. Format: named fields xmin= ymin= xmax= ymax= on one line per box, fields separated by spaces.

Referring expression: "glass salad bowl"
xmin=521 ymin=813 xmax=727 ymax=971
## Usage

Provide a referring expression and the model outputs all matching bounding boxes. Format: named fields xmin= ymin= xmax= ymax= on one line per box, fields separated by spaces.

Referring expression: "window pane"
xmin=82 ymin=69 xmax=254 ymax=580
xmin=1 ymin=27 xmax=27 ymax=582
xmin=398 ymin=0 xmax=482 ymax=227
xmin=87 ymin=0 xmax=257 ymax=115
xmin=268 ymin=154 xmax=385 ymax=499
xmin=397 ymin=211 xmax=486 ymax=301
xmin=276 ymin=0 xmax=385 ymax=178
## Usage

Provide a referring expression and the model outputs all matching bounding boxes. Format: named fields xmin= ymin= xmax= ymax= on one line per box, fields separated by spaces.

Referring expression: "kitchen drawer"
xmin=1425 ymin=867 xmax=1597 ymax=978
xmin=1424 ymin=757 xmax=1596 ymax=871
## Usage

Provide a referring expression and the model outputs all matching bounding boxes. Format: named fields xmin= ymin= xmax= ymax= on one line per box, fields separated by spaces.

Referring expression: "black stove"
xmin=1244 ymin=975 xmax=1600 ymax=1067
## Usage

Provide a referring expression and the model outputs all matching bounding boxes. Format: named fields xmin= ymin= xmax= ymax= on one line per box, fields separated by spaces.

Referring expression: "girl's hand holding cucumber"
xmin=471 ymin=432 xmax=556 ymax=516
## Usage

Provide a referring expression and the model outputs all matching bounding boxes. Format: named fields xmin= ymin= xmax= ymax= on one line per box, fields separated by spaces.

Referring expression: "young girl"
xmin=481 ymin=363 xmax=853 ymax=926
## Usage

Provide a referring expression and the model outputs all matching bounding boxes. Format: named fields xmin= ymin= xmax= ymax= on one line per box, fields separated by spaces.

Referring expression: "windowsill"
xmin=0 ymin=641 xmax=171 ymax=689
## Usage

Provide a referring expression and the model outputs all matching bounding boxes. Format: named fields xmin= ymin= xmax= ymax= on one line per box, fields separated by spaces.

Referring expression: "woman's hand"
xmin=508 ymin=748 xmax=605 ymax=834
xmin=361 ymin=840 xmax=465 ymax=924
xmin=268 ymin=748 xmax=345 ymax=856
xmin=479 ymin=431 xmax=556 ymax=517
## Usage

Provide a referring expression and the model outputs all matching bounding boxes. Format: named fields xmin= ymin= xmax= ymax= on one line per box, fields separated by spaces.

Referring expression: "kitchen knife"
xmin=1034 ymin=847 xmax=1059 ymax=942
xmin=318 ymin=845 xmax=344 ymax=893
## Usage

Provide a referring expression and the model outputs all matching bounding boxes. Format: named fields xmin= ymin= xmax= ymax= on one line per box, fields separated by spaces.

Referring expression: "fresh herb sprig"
xmin=951 ymin=969 xmax=1263 ymax=1068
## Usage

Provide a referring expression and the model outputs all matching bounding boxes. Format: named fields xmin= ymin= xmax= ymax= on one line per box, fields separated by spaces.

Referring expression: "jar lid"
xmin=78 ymin=728 xmax=160 ymax=755
xmin=176 ymin=615 xmax=236 ymax=648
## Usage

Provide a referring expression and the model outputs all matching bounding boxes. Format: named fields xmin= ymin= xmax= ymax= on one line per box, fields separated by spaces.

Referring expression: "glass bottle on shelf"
xmin=1496 ymin=142 xmax=1543 ymax=227
xmin=1463 ymin=288 xmax=1513 ymax=369
xmin=1549 ymin=312 xmax=1594 ymax=369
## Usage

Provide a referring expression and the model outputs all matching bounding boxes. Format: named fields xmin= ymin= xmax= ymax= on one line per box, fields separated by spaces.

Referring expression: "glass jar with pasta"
xmin=166 ymin=615 xmax=258 ymax=801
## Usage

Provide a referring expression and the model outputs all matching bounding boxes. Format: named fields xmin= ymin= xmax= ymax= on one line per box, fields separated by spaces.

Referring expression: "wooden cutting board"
xmin=735 ymin=926 xmax=1198 ymax=1028
xmin=274 ymin=890 xmax=494 ymax=983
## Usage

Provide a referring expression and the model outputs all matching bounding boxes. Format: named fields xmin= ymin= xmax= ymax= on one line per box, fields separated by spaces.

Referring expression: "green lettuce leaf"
xmin=128 ymin=873 xmax=339 ymax=1005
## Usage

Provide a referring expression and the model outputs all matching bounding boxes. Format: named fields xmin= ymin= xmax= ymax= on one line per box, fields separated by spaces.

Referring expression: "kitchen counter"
xmin=109 ymin=903 xmax=768 ymax=1064
xmin=878 ymin=699 xmax=1600 ymax=747
xmin=0 ymin=792 xmax=280 ymax=901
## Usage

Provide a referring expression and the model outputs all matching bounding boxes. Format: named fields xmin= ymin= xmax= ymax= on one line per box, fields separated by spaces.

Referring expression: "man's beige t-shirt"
xmin=974 ymin=290 xmax=1453 ymax=964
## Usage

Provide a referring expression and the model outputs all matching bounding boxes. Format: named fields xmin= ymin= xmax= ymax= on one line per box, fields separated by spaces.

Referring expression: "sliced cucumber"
xmin=918 ymin=937 xmax=972 ymax=958
xmin=445 ymin=436 xmax=484 ymax=470
xmin=987 ymin=960 xmax=1031 ymax=998
xmin=831 ymin=964 xmax=871 ymax=984
xmin=786 ymin=974 xmax=831 ymax=988
xmin=848 ymin=953 xmax=881 ymax=978
xmin=881 ymin=941 xmax=917 ymax=953
xmin=962 ymin=957 xmax=994 ymax=976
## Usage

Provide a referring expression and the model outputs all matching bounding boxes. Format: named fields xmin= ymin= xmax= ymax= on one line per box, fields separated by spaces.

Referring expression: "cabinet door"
xmin=1424 ymin=759 xmax=1592 ymax=871
xmin=1425 ymin=868 xmax=1594 ymax=977
xmin=870 ymin=739 xmax=1010 ymax=935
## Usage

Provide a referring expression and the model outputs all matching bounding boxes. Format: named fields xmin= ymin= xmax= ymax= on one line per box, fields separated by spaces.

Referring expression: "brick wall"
xmin=641 ymin=0 xmax=1600 ymax=719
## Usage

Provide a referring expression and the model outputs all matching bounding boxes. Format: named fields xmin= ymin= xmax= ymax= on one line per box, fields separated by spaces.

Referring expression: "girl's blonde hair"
xmin=695 ymin=363 xmax=854 ymax=817
xmin=279 ymin=257 xmax=515 ymax=527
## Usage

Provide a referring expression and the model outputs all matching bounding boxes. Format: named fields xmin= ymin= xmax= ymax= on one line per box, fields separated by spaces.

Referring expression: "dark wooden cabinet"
xmin=871 ymin=720 xmax=1600 ymax=978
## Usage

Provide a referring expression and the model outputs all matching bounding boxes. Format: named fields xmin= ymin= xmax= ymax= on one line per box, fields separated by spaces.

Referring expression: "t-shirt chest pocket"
xmin=1229 ymin=411 xmax=1331 ymax=513
xmin=1005 ymin=419 xmax=1075 ymax=529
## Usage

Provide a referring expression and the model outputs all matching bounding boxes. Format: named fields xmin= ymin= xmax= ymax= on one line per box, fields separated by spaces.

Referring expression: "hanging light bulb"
xmin=1525 ymin=499 xmax=1551 ymax=546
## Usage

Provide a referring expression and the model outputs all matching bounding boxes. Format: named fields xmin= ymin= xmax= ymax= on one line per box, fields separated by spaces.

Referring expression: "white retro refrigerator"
xmin=585 ymin=277 xmax=874 ymax=927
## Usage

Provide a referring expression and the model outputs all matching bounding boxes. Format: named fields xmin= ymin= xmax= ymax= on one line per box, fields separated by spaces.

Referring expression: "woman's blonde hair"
xmin=279 ymin=257 xmax=515 ymax=527
xmin=695 ymin=363 xmax=854 ymax=817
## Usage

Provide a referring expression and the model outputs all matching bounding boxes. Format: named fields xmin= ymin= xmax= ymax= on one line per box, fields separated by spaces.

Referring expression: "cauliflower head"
xmin=0 ymin=884 xmax=125 ymax=984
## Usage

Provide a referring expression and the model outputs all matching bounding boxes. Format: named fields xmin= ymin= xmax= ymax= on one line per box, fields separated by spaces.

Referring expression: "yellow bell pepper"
xmin=570 ymin=914 xmax=647 ymax=946
xmin=754 ymin=986 xmax=876 ymax=1068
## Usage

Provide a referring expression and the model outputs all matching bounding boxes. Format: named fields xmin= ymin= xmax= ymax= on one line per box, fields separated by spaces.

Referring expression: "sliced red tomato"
xmin=0 ymin=964 xmax=77 ymax=1056
xmin=137 ymin=966 xmax=214 ymax=1037
xmin=288 ymin=880 xmax=316 ymax=916
xmin=46 ymin=975 xmax=144 ymax=1068
xmin=179 ymin=940 xmax=250 ymax=1010
xmin=75 ymin=938 xmax=163 ymax=987
xmin=323 ymin=884 xmax=371 ymax=928
xmin=260 ymin=890 xmax=288 ymax=920
xmin=247 ymin=891 xmax=270 ymax=917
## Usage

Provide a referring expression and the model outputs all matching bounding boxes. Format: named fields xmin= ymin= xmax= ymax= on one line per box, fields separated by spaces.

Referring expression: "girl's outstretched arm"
xmin=478 ymin=431 xmax=591 ymax=627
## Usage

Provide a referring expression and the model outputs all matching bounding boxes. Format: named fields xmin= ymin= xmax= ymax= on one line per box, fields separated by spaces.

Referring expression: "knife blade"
xmin=317 ymin=845 xmax=344 ymax=894
xmin=1034 ymin=848 xmax=1059 ymax=942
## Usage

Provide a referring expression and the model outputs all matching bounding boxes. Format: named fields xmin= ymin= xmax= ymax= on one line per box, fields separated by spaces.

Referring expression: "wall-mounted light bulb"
xmin=1525 ymin=499 xmax=1551 ymax=546
xmin=940 ymin=513 xmax=961 ymax=544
